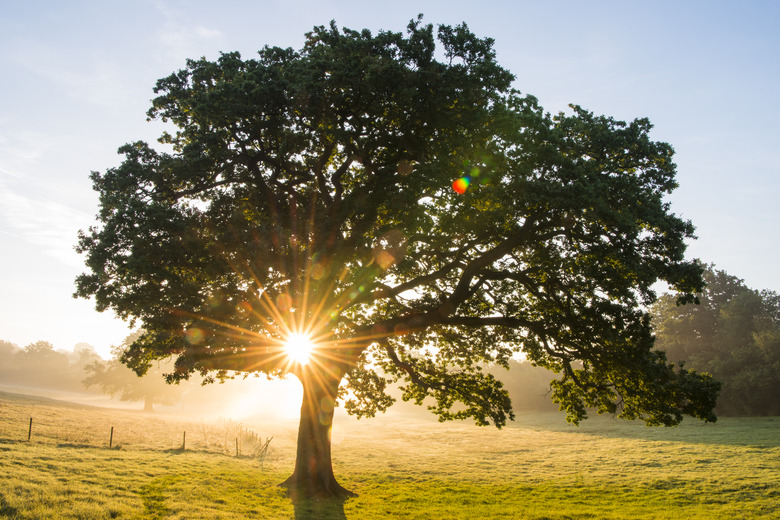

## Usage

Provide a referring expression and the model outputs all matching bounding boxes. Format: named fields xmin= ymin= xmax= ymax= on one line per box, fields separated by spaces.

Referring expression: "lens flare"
xmin=284 ymin=333 xmax=315 ymax=365
xmin=452 ymin=177 xmax=470 ymax=194
xmin=185 ymin=327 xmax=205 ymax=345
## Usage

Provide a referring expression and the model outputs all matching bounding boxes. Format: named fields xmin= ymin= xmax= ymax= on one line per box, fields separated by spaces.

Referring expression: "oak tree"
xmin=75 ymin=18 xmax=719 ymax=498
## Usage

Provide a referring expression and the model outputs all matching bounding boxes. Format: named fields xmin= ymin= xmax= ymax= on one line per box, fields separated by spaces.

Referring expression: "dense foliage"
xmin=74 ymin=18 xmax=719 ymax=496
xmin=652 ymin=266 xmax=780 ymax=416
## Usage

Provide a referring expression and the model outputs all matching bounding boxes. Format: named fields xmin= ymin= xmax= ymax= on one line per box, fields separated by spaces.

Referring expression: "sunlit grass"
xmin=0 ymin=443 xmax=293 ymax=519
xmin=0 ymin=392 xmax=280 ymax=455
xmin=1 ymin=391 xmax=778 ymax=519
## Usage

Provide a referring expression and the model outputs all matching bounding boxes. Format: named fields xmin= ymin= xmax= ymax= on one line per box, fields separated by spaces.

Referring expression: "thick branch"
xmin=440 ymin=315 xmax=539 ymax=331
xmin=440 ymin=218 xmax=539 ymax=312
xmin=156 ymin=178 xmax=234 ymax=202
xmin=383 ymin=342 xmax=424 ymax=387
xmin=365 ymin=258 xmax=466 ymax=302
xmin=313 ymin=141 xmax=335 ymax=206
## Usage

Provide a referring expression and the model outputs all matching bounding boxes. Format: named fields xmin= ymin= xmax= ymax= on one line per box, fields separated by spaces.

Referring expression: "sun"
xmin=284 ymin=332 xmax=315 ymax=365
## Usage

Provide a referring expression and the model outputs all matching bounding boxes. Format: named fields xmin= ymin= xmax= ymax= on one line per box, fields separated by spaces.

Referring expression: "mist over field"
xmin=0 ymin=337 xmax=556 ymax=420
xmin=0 ymin=339 xmax=303 ymax=418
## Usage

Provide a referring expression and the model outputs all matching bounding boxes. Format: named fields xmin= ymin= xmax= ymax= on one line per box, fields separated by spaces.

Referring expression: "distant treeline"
xmin=0 ymin=338 xmax=256 ymax=413
xmin=651 ymin=266 xmax=780 ymax=416
xmin=0 ymin=339 xmax=182 ymax=412
xmin=0 ymin=340 xmax=101 ymax=394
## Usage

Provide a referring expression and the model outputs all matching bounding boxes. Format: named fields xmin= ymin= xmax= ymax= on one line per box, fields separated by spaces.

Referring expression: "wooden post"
xmin=27 ymin=417 xmax=32 ymax=442
xmin=182 ymin=431 xmax=186 ymax=450
xmin=235 ymin=438 xmax=239 ymax=457
xmin=109 ymin=426 xmax=114 ymax=448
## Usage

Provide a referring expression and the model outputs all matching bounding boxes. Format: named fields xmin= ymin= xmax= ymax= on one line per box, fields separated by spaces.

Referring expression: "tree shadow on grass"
xmin=290 ymin=496 xmax=348 ymax=520
xmin=0 ymin=495 xmax=20 ymax=519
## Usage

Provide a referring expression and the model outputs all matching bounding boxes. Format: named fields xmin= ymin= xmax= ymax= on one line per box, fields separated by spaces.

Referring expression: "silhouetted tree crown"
xmin=75 ymin=17 xmax=718 ymax=497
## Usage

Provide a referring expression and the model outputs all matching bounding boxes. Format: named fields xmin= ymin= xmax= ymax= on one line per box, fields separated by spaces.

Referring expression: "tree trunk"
xmin=281 ymin=366 xmax=355 ymax=499
xmin=143 ymin=397 xmax=154 ymax=413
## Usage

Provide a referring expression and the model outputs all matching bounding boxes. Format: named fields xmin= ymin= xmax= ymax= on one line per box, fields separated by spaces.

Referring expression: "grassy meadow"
xmin=0 ymin=390 xmax=778 ymax=519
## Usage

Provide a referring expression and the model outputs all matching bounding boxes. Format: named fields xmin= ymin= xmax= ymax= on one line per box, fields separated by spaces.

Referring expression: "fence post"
xmin=182 ymin=431 xmax=186 ymax=450
xmin=27 ymin=417 xmax=32 ymax=442
xmin=109 ymin=426 xmax=114 ymax=448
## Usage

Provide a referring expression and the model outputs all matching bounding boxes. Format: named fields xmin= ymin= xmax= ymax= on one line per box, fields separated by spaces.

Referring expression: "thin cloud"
xmin=157 ymin=23 xmax=224 ymax=62
xmin=6 ymin=41 xmax=138 ymax=111
xmin=153 ymin=1 xmax=225 ymax=64
xmin=0 ymin=177 xmax=93 ymax=268
xmin=0 ymin=166 xmax=24 ymax=178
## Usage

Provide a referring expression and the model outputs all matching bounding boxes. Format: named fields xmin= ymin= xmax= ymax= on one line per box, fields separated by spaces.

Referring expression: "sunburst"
xmin=284 ymin=332 xmax=315 ymax=365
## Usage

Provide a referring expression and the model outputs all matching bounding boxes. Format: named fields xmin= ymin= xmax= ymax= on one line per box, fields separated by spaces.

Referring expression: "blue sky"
xmin=1 ymin=0 xmax=778 ymax=357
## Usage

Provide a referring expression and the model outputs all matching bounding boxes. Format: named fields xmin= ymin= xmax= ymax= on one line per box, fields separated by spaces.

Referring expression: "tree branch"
xmin=383 ymin=342 xmax=424 ymax=387
xmin=314 ymin=141 xmax=335 ymax=206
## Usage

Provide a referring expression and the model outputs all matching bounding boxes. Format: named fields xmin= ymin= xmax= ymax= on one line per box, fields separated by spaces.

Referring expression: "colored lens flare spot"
xmin=453 ymin=177 xmax=470 ymax=194
xmin=276 ymin=293 xmax=293 ymax=312
xmin=185 ymin=328 xmax=205 ymax=345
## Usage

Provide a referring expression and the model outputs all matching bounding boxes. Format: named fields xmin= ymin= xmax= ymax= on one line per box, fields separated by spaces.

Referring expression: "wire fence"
xmin=0 ymin=393 xmax=277 ymax=467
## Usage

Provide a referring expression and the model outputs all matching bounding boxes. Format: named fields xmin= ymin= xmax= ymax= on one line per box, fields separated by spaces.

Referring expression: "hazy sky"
xmin=1 ymin=0 xmax=778 ymax=358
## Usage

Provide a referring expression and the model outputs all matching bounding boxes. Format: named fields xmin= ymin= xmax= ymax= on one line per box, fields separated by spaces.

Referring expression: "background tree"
xmin=0 ymin=340 xmax=20 ymax=382
xmin=83 ymin=332 xmax=181 ymax=412
xmin=12 ymin=341 xmax=76 ymax=390
xmin=652 ymin=266 xmax=780 ymax=415
xmin=0 ymin=340 xmax=105 ymax=393
xmin=75 ymin=18 xmax=719 ymax=498
xmin=489 ymin=360 xmax=560 ymax=413
xmin=67 ymin=343 xmax=103 ymax=374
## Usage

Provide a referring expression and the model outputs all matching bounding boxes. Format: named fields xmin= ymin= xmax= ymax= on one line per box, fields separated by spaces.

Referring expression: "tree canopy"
xmin=75 ymin=18 xmax=719 ymax=497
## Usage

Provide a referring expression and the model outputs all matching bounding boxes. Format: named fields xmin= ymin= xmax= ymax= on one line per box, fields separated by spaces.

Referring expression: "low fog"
xmin=0 ymin=338 xmax=307 ymax=419
xmin=0 ymin=338 xmax=559 ymax=421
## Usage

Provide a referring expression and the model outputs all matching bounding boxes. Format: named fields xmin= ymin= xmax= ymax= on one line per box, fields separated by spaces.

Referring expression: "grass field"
xmin=0 ymin=390 xmax=778 ymax=519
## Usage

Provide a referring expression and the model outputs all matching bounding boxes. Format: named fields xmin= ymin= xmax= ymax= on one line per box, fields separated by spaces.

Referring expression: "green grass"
xmin=0 ymin=391 xmax=778 ymax=519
